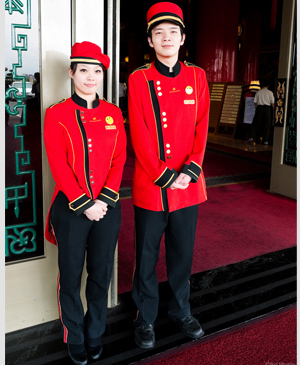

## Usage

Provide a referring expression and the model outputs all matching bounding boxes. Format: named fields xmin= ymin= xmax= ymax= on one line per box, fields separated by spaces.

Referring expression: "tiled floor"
xmin=207 ymin=133 xmax=273 ymax=153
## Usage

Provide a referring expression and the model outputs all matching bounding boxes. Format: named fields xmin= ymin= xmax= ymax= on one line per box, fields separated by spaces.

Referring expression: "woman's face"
xmin=69 ymin=63 xmax=103 ymax=98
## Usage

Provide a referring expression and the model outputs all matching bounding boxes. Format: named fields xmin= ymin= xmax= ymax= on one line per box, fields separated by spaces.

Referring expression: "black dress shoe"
xmin=135 ymin=324 xmax=155 ymax=349
xmin=171 ymin=315 xmax=205 ymax=339
xmin=87 ymin=342 xmax=103 ymax=360
xmin=67 ymin=345 xmax=88 ymax=365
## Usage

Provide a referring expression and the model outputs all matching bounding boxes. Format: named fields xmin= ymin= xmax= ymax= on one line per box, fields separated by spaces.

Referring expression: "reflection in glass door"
xmin=5 ymin=0 xmax=44 ymax=263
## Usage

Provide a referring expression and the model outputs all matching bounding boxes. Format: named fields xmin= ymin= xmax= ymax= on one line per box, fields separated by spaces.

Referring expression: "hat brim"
xmin=70 ymin=57 xmax=109 ymax=70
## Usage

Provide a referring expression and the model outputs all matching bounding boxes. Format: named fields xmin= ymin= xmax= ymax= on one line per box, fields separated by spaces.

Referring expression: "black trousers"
xmin=250 ymin=105 xmax=272 ymax=142
xmin=132 ymin=204 xmax=199 ymax=326
xmin=51 ymin=191 xmax=121 ymax=345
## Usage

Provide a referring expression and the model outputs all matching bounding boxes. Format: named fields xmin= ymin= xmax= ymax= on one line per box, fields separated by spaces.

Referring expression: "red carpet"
xmin=118 ymin=178 xmax=296 ymax=294
xmin=150 ymin=308 xmax=297 ymax=365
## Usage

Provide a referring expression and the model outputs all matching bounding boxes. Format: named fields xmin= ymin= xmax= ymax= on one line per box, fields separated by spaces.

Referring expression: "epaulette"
xmin=184 ymin=61 xmax=203 ymax=70
xmin=102 ymin=97 xmax=119 ymax=109
xmin=131 ymin=63 xmax=151 ymax=74
xmin=49 ymin=98 xmax=67 ymax=109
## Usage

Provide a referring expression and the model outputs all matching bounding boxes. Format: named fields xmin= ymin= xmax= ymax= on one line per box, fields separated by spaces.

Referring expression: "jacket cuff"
xmin=181 ymin=161 xmax=202 ymax=183
xmin=97 ymin=187 xmax=119 ymax=208
xmin=69 ymin=194 xmax=94 ymax=215
xmin=154 ymin=168 xmax=178 ymax=189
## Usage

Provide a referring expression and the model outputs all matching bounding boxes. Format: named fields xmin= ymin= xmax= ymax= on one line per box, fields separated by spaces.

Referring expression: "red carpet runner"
xmin=150 ymin=308 xmax=297 ymax=365
xmin=118 ymin=178 xmax=296 ymax=294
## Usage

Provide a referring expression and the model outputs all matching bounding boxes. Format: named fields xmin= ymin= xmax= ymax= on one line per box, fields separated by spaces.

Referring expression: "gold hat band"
xmin=70 ymin=57 xmax=101 ymax=64
xmin=147 ymin=15 xmax=185 ymax=32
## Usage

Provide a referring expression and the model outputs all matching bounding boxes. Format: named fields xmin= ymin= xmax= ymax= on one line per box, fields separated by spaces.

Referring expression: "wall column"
xmin=269 ymin=0 xmax=296 ymax=199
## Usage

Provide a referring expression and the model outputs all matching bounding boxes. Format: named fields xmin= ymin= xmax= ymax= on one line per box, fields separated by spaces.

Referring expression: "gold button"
xmin=166 ymin=143 xmax=170 ymax=148
xmin=156 ymin=81 xmax=160 ymax=85
xmin=162 ymin=112 xmax=166 ymax=116
xmin=89 ymin=150 xmax=92 ymax=153
xmin=88 ymin=139 xmax=92 ymax=142
xmin=163 ymin=118 xmax=167 ymax=122
xmin=91 ymin=181 xmax=94 ymax=184
xmin=166 ymin=149 xmax=171 ymax=154
xmin=158 ymin=92 xmax=162 ymax=96
xmin=167 ymin=156 xmax=171 ymax=159
xmin=163 ymin=124 xmax=168 ymax=128
xmin=157 ymin=86 xmax=161 ymax=91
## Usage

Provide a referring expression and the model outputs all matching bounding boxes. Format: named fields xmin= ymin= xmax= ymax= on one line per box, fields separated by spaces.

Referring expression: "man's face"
xmin=148 ymin=22 xmax=185 ymax=60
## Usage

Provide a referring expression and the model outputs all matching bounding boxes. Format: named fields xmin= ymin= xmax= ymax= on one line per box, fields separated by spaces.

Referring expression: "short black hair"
xmin=259 ymin=78 xmax=269 ymax=88
xmin=147 ymin=20 xmax=184 ymax=41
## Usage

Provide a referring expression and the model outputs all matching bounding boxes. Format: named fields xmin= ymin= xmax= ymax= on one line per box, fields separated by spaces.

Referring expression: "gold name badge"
xmin=184 ymin=100 xmax=195 ymax=104
xmin=185 ymin=86 xmax=193 ymax=95
xmin=105 ymin=116 xmax=114 ymax=125
xmin=105 ymin=125 xmax=117 ymax=130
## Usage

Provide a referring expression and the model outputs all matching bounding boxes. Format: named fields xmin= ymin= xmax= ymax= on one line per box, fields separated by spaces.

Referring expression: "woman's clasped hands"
xmin=84 ymin=199 xmax=108 ymax=221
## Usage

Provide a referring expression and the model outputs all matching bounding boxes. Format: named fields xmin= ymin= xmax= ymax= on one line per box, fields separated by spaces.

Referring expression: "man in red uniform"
xmin=128 ymin=2 xmax=210 ymax=349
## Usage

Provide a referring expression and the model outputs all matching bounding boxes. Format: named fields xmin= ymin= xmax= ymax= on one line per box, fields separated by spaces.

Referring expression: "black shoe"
xmin=87 ymin=342 xmax=103 ymax=360
xmin=135 ymin=324 xmax=155 ymax=349
xmin=171 ymin=315 xmax=205 ymax=339
xmin=68 ymin=345 xmax=88 ymax=365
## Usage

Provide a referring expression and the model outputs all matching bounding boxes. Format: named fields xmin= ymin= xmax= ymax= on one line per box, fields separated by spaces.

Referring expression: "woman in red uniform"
xmin=44 ymin=41 xmax=127 ymax=365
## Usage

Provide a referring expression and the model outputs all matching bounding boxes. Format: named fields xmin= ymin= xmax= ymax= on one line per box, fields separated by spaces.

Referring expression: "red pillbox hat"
xmin=70 ymin=41 xmax=110 ymax=70
xmin=146 ymin=2 xmax=185 ymax=32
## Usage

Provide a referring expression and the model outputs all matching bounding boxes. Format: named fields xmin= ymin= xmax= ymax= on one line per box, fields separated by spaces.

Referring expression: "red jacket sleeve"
xmin=181 ymin=69 xmax=210 ymax=182
xmin=44 ymin=107 xmax=95 ymax=214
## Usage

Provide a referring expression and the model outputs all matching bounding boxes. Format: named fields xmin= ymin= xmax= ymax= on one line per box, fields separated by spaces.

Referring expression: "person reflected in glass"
xmin=32 ymin=72 xmax=40 ymax=103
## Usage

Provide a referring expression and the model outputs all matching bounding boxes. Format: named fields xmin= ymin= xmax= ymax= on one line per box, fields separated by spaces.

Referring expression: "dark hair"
xmin=69 ymin=63 xmax=105 ymax=74
xmin=259 ymin=78 xmax=269 ymax=88
xmin=147 ymin=20 xmax=184 ymax=41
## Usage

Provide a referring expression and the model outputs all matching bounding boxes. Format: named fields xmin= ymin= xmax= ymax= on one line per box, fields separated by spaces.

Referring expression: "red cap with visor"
xmin=70 ymin=41 xmax=110 ymax=70
xmin=146 ymin=2 xmax=185 ymax=32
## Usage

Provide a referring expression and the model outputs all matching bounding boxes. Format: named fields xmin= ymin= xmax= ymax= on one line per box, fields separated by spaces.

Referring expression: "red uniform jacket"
xmin=44 ymin=93 xmax=127 ymax=244
xmin=128 ymin=60 xmax=210 ymax=212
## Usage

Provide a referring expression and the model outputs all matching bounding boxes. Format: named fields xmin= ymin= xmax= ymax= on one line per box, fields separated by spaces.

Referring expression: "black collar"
xmin=72 ymin=93 xmax=100 ymax=108
xmin=154 ymin=59 xmax=181 ymax=77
